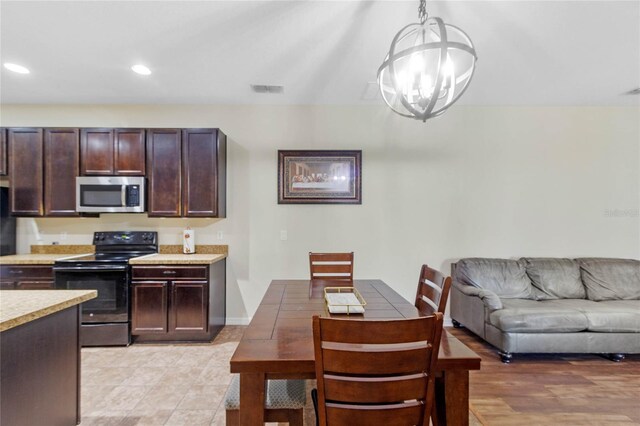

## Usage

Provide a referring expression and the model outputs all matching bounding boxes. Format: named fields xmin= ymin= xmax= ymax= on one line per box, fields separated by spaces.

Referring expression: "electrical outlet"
xmin=217 ymin=231 xmax=224 ymax=240
xmin=60 ymin=232 xmax=68 ymax=241
xmin=280 ymin=230 xmax=288 ymax=241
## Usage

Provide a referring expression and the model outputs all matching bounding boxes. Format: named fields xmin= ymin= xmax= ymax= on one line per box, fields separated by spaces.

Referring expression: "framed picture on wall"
xmin=278 ymin=150 xmax=362 ymax=204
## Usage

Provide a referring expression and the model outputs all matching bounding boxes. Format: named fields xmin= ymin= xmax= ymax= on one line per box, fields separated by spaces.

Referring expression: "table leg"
xmin=435 ymin=370 xmax=470 ymax=426
xmin=239 ymin=372 xmax=265 ymax=425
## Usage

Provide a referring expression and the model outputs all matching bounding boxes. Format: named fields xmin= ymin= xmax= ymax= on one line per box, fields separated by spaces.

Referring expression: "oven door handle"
xmin=53 ymin=265 xmax=129 ymax=272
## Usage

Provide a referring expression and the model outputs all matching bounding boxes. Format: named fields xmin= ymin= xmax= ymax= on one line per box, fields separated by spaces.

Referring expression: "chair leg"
xmin=225 ymin=409 xmax=238 ymax=426
xmin=289 ymin=408 xmax=304 ymax=426
xmin=430 ymin=403 xmax=439 ymax=426
xmin=311 ymin=388 xmax=319 ymax=426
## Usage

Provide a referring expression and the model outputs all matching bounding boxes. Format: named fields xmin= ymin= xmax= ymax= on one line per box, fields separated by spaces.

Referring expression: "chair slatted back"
xmin=309 ymin=252 xmax=354 ymax=281
xmin=312 ymin=314 xmax=444 ymax=426
xmin=415 ymin=264 xmax=452 ymax=315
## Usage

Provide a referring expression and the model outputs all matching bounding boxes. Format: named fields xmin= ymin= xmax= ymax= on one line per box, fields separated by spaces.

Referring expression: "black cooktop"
xmin=59 ymin=252 xmax=152 ymax=264
xmin=54 ymin=231 xmax=158 ymax=266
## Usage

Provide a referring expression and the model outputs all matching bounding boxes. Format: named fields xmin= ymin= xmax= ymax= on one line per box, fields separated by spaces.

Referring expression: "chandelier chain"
xmin=418 ymin=0 xmax=427 ymax=24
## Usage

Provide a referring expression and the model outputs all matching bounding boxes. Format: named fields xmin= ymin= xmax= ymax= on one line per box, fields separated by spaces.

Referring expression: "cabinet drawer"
xmin=131 ymin=266 xmax=208 ymax=280
xmin=0 ymin=265 xmax=54 ymax=280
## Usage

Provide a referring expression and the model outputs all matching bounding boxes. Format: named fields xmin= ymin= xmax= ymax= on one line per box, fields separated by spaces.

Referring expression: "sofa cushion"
xmin=578 ymin=258 xmax=640 ymax=301
xmin=522 ymin=258 xmax=586 ymax=300
xmin=580 ymin=300 xmax=640 ymax=333
xmin=455 ymin=258 xmax=534 ymax=299
xmin=489 ymin=299 xmax=589 ymax=333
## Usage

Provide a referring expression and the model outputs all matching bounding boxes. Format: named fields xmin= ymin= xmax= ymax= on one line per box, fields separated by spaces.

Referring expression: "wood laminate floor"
xmin=450 ymin=327 xmax=640 ymax=425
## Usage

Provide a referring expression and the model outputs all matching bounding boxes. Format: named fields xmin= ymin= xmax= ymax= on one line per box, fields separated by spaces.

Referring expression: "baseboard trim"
xmin=226 ymin=317 xmax=251 ymax=326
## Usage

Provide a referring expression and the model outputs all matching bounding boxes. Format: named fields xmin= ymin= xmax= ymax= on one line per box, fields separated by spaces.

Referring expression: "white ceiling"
xmin=1 ymin=0 xmax=639 ymax=106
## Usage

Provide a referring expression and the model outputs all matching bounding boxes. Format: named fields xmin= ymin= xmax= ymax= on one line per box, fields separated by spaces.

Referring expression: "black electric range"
xmin=54 ymin=231 xmax=158 ymax=346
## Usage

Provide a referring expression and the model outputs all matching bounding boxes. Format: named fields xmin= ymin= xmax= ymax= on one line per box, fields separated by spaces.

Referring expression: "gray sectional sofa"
xmin=450 ymin=257 xmax=640 ymax=362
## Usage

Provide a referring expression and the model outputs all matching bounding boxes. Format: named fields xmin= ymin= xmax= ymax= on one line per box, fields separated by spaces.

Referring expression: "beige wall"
xmin=1 ymin=104 xmax=638 ymax=323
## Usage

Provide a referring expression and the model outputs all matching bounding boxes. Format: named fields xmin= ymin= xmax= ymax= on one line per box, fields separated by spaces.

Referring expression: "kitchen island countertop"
xmin=0 ymin=290 xmax=97 ymax=332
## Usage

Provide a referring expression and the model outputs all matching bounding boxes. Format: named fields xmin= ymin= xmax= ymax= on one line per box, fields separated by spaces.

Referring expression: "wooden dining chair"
xmin=312 ymin=314 xmax=444 ymax=426
xmin=224 ymin=375 xmax=306 ymax=426
xmin=415 ymin=264 xmax=452 ymax=316
xmin=309 ymin=252 xmax=354 ymax=281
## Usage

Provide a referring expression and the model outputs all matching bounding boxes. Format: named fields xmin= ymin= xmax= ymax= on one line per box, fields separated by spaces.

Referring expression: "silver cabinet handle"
xmin=163 ymin=270 xmax=176 ymax=275
xmin=10 ymin=270 xmax=24 ymax=274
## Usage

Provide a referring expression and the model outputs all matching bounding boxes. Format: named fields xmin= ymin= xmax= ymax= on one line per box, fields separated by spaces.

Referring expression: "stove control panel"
xmin=93 ymin=231 xmax=158 ymax=246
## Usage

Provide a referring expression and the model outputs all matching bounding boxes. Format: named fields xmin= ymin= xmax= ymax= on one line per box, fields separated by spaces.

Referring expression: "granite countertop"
xmin=129 ymin=253 xmax=227 ymax=265
xmin=0 ymin=290 xmax=97 ymax=332
xmin=1 ymin=244 xmax=229 ymax=265
xmin=0 ymin=254 xmax=89 ymax=265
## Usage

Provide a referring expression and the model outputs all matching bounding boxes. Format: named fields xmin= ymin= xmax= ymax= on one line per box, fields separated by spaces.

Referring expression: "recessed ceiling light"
xmin=131 ymin=64 xmax=151 ymax=76
xmin=3 ymin=63 xmax=30 ymax=74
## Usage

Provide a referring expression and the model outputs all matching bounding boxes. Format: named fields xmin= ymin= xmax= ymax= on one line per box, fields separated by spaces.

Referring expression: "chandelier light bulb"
xmin=377 ymin=1 xmax=477 ymax=122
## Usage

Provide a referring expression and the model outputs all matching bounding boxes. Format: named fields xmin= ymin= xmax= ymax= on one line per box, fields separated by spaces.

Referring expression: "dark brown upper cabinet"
xmin=81 ymin=128 xmax=113 ymax=175
xmin=0 ymin=128 xmax=7 ymax=176
xmin=147 ymin=129 xmax=182 ymax=217
xmin=147 ymin=128 xmax=226 ymax=218
xmin=9 ymin=128 xmax=44 ymax=216
xmin=115 ymin=129 xmax=146 ymax=175
xmin=44 ymin=128 xmax=80 ymax=216
xmin=81 ymin=128 xmax=145 ymax=176
xmin=182 ymin=129 xmax=226 ymax=218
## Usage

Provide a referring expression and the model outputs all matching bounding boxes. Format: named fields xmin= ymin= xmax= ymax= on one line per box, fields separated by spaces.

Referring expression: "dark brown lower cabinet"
xmin=131 ymin=281 xmax=168 ymax=333
xmin=131 ymin=260 xmax=225 ymax=342
xmin=0 ymin=265 xmax=54 ymax=290
xmin=172 ymin=281 xmax=208 ymax=333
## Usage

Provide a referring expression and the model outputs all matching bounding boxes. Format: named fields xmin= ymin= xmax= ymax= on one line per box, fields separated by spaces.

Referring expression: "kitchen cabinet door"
xmin=147 ymin=129 xmax=181 ymax=217
xmin=182 ymin=129 xmax=226 ymax=217
xmin=131 ymin=281 xmax=169 ymax=334
xmin=0 ymin=128 xmax=7 ymax=176
xmin=114 ymin=129 xmax=145 ymax=175
xmin=81 ymin=128 xmax=114 ymax=175
xmin=8 ymin=128 xmax=44 ymax=216
xmin=44 ymin=128 xmax=80 ymax=216
xmin=170 ymin=281 xmax=208 ymax=333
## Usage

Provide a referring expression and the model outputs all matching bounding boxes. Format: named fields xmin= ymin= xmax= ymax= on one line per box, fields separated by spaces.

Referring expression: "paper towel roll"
xmin=183 ymin=228 xmax=195 ymax=254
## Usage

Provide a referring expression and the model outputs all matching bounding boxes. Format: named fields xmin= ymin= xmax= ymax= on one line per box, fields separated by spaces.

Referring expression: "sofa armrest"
xmin=454 ymin=282 xmax=503 ymax=311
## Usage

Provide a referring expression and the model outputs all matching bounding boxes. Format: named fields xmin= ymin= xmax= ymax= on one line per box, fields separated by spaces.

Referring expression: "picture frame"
xmin=278 ymin=150 xmax=362 ymax=204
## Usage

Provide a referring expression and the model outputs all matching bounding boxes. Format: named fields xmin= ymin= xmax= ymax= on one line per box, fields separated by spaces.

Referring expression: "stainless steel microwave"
xmin=76 ymin=176 xmax=145 ymax=213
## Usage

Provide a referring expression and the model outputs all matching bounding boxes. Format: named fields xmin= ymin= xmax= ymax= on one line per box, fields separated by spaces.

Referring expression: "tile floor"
xmin=80 ymin=326 xmax=245 ymax=426
xmin=80 ymin=326 xmax=481 ymax=425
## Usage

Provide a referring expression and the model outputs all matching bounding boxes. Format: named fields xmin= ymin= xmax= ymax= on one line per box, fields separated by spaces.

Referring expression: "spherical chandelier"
xmin=377 ymin=0 xmax=477 ymax=122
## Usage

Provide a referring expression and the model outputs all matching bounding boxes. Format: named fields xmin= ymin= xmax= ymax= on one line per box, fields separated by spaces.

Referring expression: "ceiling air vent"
xmin=251 ymin=84 xmax=284 ymax=94
xmin=624 ymin=88 xmax=640 ymax=95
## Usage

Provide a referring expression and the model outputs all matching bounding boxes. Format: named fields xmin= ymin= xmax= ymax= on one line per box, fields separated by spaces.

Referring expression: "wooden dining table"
xmin=230 ymin=279 xmax=481 ymax=425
